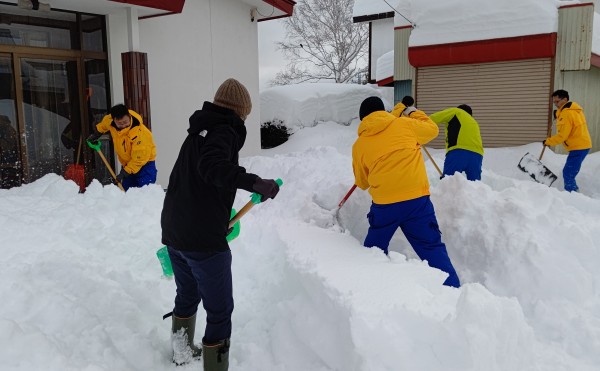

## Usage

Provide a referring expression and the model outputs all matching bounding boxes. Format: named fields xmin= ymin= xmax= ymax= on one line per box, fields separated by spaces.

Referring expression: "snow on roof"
xmin=391 ymin=0 xmax=584 ymax=47
xmin=376 ymin=50 xmax=394 ymax=82
xmin=260 ymin=83 xmax=391 ymax=130
xmin=353 ymin=0 xmax=399 ymax=18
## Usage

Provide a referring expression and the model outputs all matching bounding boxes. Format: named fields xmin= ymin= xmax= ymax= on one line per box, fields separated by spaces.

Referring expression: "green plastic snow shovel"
xmin=156 ymin=178 xmax=283 ymax=277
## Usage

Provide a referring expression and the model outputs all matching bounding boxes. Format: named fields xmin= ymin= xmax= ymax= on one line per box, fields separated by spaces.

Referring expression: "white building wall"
xmin=132 ymin=0 xmax=260 ymax=187
xmin=106 ymin=11 xmax=130 ymax=109
xmin=370 ymin=18 xmax=394 ymax=80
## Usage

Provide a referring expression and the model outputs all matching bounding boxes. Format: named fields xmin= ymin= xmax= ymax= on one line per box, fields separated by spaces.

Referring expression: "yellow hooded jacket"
xmin=352 ymin=108 xmax=439 ymax=204
xmin=96 ymin=110 xmax=157 ymax=175
xmin=545 ymin=101 xmax=592 ymax=151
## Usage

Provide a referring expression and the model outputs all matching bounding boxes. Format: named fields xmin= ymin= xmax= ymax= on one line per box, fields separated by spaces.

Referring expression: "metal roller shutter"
xmin=416 ymin=58 xmax=553 ymax=149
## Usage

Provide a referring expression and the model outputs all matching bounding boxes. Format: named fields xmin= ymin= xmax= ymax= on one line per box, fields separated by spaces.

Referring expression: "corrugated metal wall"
xmin=394 ymin=27 xmax=414 ymax=81
xmin=552 ymin=3 xmax=598 ymax=154
xmin=416 ymin=58 xmax=553 ymax=149
xmin=556 ymin=4 xmax=593 ymax=71
xmin=556 ymin=67 xmax=600 ymax=154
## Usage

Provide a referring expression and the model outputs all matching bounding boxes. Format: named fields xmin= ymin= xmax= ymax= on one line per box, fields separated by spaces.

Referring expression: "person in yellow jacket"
xmin=87 ymin=104 xmax=157 ymax=190
xmin=428 ymin=104 xmax=484 ymax=181
xmin=545 ymin=90 xmax=592 ymax=192
xmin=352 ymin=96 xmax=460 ymax=287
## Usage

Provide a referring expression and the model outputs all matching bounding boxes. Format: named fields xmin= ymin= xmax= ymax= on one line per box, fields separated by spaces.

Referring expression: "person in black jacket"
xmin=160 ymin=78 xmax=279 ymax=370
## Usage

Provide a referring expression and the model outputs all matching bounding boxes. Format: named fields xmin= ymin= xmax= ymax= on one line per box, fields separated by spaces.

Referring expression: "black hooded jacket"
xmin=161 ymin=102 xmax=258 ymax=252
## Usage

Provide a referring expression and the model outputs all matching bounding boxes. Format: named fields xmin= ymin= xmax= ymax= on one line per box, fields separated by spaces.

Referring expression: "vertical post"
xmin=121 ymin=51 xmax=151 ymax=129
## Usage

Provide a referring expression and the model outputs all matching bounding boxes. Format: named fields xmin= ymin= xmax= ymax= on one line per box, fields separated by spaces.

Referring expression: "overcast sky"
xmin=258 ymin=19 xmax=287 ymax=90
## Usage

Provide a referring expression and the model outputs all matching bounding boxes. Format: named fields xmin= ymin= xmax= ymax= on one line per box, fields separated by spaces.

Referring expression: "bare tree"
xmin=272 ymin=0 xmax=368 ymax=86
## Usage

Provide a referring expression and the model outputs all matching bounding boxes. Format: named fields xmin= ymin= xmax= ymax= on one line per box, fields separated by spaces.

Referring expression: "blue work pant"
xmin=443 ymin=149 xmax=482 ymax=181
xmin=364 ymin=196 xmax=460 ymax=288
xmin=167 ymin=247 xmax=234 ymax=344
xmin=121 ymin=161 xmax=157 ymax=191
xmin=563 ymin=149 xmax=589 ymax=192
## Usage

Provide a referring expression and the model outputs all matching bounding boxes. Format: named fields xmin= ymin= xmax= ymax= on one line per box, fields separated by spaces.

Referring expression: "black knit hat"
xmin=359 ymin=96 xmax=385 ymax=120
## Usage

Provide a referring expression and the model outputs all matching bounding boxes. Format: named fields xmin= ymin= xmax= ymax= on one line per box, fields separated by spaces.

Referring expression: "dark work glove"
xmin=116 ymin=168 xmax=130 ymax=183
xmin=401 ymin=96 xmax=415 ymax=107
xmin=87 ymin=130 xmax=102 ymax=143
xmin=252 ymin=178 xmax=280 ymax=201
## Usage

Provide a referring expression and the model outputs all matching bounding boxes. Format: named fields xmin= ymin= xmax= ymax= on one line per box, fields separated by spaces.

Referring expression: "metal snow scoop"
xmin=517 ymin=145 xmax=557 ymax=186
xmin=86 ymin=139 xmax=125 ymax=191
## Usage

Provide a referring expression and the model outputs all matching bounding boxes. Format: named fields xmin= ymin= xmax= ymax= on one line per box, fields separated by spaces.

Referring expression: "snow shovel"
xmin=422 ymin=146 xmax=443 ymax=177
xmin=156 ymin=178 xmax=283 ymax=278
xmin=86 ymin=139 xmax=125 ymax=191
xmin=517 ymin=146 xmax=557 ymax=186
xmin=64 ymin=136 xmax=85 ymax=192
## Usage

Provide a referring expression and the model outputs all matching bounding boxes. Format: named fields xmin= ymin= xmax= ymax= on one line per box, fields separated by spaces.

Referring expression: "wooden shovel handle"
xmin=229 ymin=200 xmax=254 ymax=228
xmin=95 ymin=147 xmax=125 ymax=191
xmin=422 ymin=146 xmax=443 ymax=177
xmin=539 ymin=145 xmax=547 ymax=161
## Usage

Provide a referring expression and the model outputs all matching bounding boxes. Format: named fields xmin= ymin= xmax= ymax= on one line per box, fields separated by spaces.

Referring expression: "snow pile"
xmin=375 ymin=50 xmax=394 ymax=82
xmin=3 ymin=94 xmax=600 ymax=369
xmin=260 ymin=83 xmax=391 ymax=131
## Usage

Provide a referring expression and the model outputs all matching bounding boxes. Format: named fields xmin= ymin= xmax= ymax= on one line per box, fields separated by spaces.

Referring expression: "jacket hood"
xmin=559 ymin=101 xmax=583 ymax=113
xmin=188 ymin=101 xmax=247 ymax=149
xmin=358 ymin=111 xmax=397 ymax=137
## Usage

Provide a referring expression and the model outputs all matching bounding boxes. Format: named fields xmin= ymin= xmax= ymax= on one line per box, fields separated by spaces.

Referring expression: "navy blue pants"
xmin=121 ymin=161 xmax=157 ymax=191
xmin=563 ymin=149 xmax=589 ymax=192
xmin=364 ymin=196 xmax=460 ymax=287
xmin=167 ymin=247 xmax=234 ymax=344
xmin=443 ymin=149 xmax=482 ymax=181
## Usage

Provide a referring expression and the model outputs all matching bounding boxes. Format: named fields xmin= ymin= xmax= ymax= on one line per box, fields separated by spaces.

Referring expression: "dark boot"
xmin=202 ymin=338 xmax=230 ymax=371
xmin=171 ymin=313 xmax=202 ymax=365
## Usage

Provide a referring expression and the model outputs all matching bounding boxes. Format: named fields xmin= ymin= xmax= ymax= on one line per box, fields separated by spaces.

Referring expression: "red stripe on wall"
xmin=109 ymin=0 xmax=185 ymax=13
xmin=377 ymin=76 xmax=394 ymax=87
xmin=408 ymin=33 xmax=557 ymax=67
xmin=591 ymin=53 xmax=600 ymax=69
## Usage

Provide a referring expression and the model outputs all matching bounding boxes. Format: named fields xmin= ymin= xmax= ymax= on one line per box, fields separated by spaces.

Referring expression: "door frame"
xmin=0 ymin=44 xmax=110 ymax=184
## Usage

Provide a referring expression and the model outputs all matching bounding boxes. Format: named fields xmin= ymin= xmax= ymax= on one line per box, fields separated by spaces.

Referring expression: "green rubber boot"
xmin=202 ymin=338 xmax=230 ymax=371
xmin=171 ymin=313 xmax=202 ymax=365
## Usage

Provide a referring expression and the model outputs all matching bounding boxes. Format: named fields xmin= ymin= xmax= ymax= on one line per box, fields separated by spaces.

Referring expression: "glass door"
xmin=19 ymin=57 xmax=82 ymax=183
xmin=0 ymin=55 xmax=21 ymax=188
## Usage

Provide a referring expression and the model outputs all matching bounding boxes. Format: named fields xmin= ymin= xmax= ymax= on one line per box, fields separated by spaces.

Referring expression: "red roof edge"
xmin=260 ymin=0 xmax=295 ymax=18
xmin=408 ymin=33 xmax=557 ymax=68
xmin=109 ymin=0 xmax=185 ymax=13
xmin=591 ymin=53 xmax=600 ymax=69
xmin=377 ymin=76 xmax=394 ymax=87
xmin=558 ymin=2 xmax=594 ymax=9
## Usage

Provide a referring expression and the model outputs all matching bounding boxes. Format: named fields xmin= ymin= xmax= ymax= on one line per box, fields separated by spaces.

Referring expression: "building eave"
xmin=109 ymin=0 xmax=185 ymax=13
xmin=408 ymin=33 xmax=557 ymax=68
xmin=353 ymin=11 xmax=394 ymax=23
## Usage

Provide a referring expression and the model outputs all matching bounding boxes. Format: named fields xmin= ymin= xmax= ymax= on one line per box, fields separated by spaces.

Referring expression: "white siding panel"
xmin=416 ymin=59 xmax=553 ymax=149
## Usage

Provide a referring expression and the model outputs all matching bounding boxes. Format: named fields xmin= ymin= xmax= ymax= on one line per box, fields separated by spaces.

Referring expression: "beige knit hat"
xmin=213 ymin=78 xmax=252 ymax=120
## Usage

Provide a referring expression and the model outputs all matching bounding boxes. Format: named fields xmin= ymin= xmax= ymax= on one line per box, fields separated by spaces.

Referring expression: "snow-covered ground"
xmin=2 ymin=86 xmax=600 ymax=371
